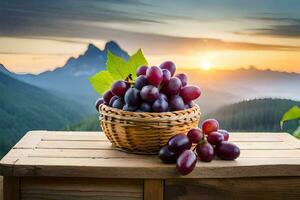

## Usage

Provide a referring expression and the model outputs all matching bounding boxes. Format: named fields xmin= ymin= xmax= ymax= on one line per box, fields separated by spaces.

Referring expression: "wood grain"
xmin=3 ymin=176 xmax=19 ymax=200
xmin=0 ymin=176 xmax=3 ymax=200
xmin=165 ymin=177 xmax=300 ymax=200
xmin=144 ymin=179 xmax=164 ymax=200
xmin=21 ymin=177 xmax=143 ymax=200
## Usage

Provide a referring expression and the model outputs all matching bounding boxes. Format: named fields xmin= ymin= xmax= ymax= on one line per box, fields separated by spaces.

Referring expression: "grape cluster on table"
xmin=159 ymin=119 xmax=241 ymax=175
xmin=95 ymin=61 xmax=201 ymax=112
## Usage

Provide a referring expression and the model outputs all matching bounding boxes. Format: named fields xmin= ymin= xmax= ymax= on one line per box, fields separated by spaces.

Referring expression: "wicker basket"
xmin=98 ymin=104 xmax=201 ymax=154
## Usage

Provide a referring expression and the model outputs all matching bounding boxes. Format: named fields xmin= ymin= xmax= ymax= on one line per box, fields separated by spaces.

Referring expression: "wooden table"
xmin=1 ymin=131 xmax=300 ymax=200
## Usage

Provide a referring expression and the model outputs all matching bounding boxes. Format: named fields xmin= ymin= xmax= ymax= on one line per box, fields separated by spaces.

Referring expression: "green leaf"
xmin=106 ymin=51 xmax=129 ymax=80
xmin=280 ymin=106 xmax=300 ymax=128
xmin=128 ymin=49 xmax=148 ymax=79
xmin=293 ymin=125 xmax=300 ymax=139
xmin=89 ymin=70 xmax=114 ymax=95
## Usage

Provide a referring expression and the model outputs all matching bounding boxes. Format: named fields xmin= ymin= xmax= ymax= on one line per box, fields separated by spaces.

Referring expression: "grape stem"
xmin=125 ymin=74 xmax=135 ymax=85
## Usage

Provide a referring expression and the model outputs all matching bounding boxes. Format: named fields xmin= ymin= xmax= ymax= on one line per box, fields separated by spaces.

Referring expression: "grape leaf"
xmin=106 ymin=51 xmax=129 ymax=80
xmin=127 ymin=49 xmax=148 ymax=79
xmin=280 ymin=106 xmax=300 ymax=128
xmin=89 ymin=70 xmax=115 ymax=95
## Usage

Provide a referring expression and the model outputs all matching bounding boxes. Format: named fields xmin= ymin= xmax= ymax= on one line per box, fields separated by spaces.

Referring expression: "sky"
xmin=0 ymin=0 xmax=300 ymax=73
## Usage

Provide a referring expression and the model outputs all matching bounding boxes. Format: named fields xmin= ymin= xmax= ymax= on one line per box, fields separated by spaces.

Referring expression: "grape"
xmin=187 ymin=128 xmax=203 ymax=143
xmin=159 ymin=93 xmax=168 ymax=101
xmin=146 ymin=66 xmax=163 ymax=86
xmin=152 ymin=98 xmax=169 ymax=112
xmin=158 ymin=146 xmax=178 ymax=163
xmin=124 ymin=88 xmax=141 ymax=107
xmin=218 ymin=129 xmax=229 ymax=141
xmin=95 ymin=98 xmax=104 ymax=111
xmin=103 ymin=90 xmax=114 ymax=104
xmin=196 ymin=142 xmax=214 ymax=162
xmin=161 ymin=69 xmax=171 ymax=86
xmin=136 ymin=65 xmax=148 ymax=76
xmin=134 ymin=75 xmax=148 ymax=90
xmin=175 ymin=73 xmax=187 ymax=86
xmin=123 ymin=104 xmax=138 ymax=112
xmin=215 ymin=141 xmax=240 ymax=160
xmin=184 ymin=101 xmax=193 ymax=109
xmin=140 ymin=85 xmax=159 ymax=103
xmin=180 ymin=86 xmax=201 ymax=103
xmin=164 ymin=77 xmax=182 ymax=96
xmin=111 ymin=80 xmax=129 ymax=96
xmin=169 ymin=95 xmax=185 ymax=111
xmin=139 ymin=102 xmax=152 ymax=112
xmin=112 ymin=97 xmax=125 ymax=109
xmin=109 ymin=96 xmax=119 ymax=106
xmin=159 ymin=61 xmax=176 ymax=76
xmin=176 ymin=150 xmax=197 ymax=175
xmin=167 ymin=134 xmax=192 ymax=155
xmin=202 ymin=119 xmax=219 ymax=134
xmin=207 ymin=131 xmax=224 ymax=145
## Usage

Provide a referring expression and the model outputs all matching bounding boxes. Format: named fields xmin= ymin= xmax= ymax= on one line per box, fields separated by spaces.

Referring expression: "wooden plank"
xmin=165 ymin=177 xmax=300 ymax=200
xmin=14 ymin=131 xmax=46 ymax=149
xmin=36 ymin=140 xmax=112 ymax=149
xmin=3 ymin=177 xmax=20 ymax=200
xmin=144 ymin=179 xmax=163 ymax=200
xmin=0 ymin=176 xmax=3 ymax=200
xmin=21 ymin=177 xmax=143 ymax=200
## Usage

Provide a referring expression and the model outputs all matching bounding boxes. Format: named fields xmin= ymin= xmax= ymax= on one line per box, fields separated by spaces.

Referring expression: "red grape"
xmin=202 ymin=119 xmax=219 ymax=134
xmin=169 ymin=95 xmax=185 ymax=111
xmin=187 ymin=128 xmax=203 ymax=143
xmin=196 ymin=142 xmax=214 ymax=162
xmin=158 ymin=146 xmax=178 ymax=163
xmin=112 ymin=97 xmax=125 ymax=109
xmin=167 ymin=134 xmax=192 ymax=155
xmin=136 ymin=65 xmax=148 ymax=76
xmin=218 ymin=129 xmax=229 ymax=141
xmin=111 ymin=80 xmax=129 ymax=96
xmin=124 ymin=88 xmax=141 ymax=107
xmin=164 ymin=77 xmax=182 ymax=95
xmin=215 ymin=141 xmax=240 ymax=160
xmin=139 ymin=102 xmax=152 ymax=112
xmin=140 ymin=85 xmax=159 ymax=102
xmin=109 ymin=96 xmax=118 ymax=106
xmin=134 ymin=75 xmax=148 ymax=90
xmin=103 ymin=90 xmax=114 ymax=104
xmin=152 ymin=98 xmax=169 ymax=112
xmin=176 ymin=150 xmax=197 ymax=175
xmin=161 ymin=69 xmax=171 ymax=86
xmin=146 ymin=66 xmax=163 ymax=86
xmin=123 ymin=104 xmax=137 ymax=112
xmin=180 ymin=86 xmax=201 ymax=102
xmin=175 ymin=73 xmax=187 ymax=86
xmin=207 ymin=131 xmax=224 ymax=145
xmin=159 ymin=61 xmax=176 ymax=76
xmin=95 ymin=98 xmax=104 ymax=111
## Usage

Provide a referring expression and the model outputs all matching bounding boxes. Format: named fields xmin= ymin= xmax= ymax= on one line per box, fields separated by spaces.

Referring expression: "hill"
xmin=65 ymin=98 xmax=300 ymax=135
xmin=0 ymin=71 xmax=88 ymax=157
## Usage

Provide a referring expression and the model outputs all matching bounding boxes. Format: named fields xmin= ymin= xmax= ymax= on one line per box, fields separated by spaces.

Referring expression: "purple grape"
xmin=112 ymin=97 xmax=125 ymax=109
xmin=111 ymin=80 xmax=129 ymax=96
xmin=169 ymin=95 xmax=185 ymax=111
xmin=109 ymin=96 xmax=119 ymax=106
xmin=95 ymin=98 xmax=104 ymax=111
xmin=140 ymin=85 xmax=159 ymax=103
xmin=196 ymin=142 xmax=214 ymax=162
xmin=175 ymin=73 xmax=187 ymax=86
xmin=215 ymin=141 xmax=240 ymax=160
xmin=158 ymin=145 xmax=178 ymax=163
xmin=123 ymin=104 xmax=138 ymax=112
xmin=164 ymin=77 xmax=182 ymax=96
xmin=159 ymin=61 xmax=176 ymax=76
xmin=187 ymin=128 xmax=203 ymax=144
xmin=167 ymin=134 xmax=192 ymax=155
xmin=134 ymin=75 xmax=148 ymax=90
xmin=136 ymin=65 xmax=148 ymax=76
xmin=146 ymin=66 xmax=163 ymax=86
xmin=152 ymin=98 xmax=169 ymax=112
xmin=161 ymin=69 xmax=171 ymax=86
xmin=159 ymin=93 xmax=168 ymax=101
xmin=103 ymin=90 xmax=114 ymax=104
xmin=218 ymin=129 xmax=230 ymax=141
xmin=139 ymin=102 xmax=152 ymax=112
xmin=202 ymin=119 xmax=219 ymax=135
xmin=124 ymin=88 xmax=141 ymax=107
xmin=176 ymin=150 xmax=197 ymax=175
xmin=180 ymin=86 xmax=201 ymax=103
xmin=207 ymin=131 xmax=224 ymax=145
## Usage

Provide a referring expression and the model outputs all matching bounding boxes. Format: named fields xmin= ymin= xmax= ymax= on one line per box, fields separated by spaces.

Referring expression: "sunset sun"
xmin=200 ymin=61 xmax=212 ymax=70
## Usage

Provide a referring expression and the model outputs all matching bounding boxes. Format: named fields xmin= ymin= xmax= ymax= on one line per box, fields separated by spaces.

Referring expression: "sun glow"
xmin=200 ymin=61 xmax=212 ymax=70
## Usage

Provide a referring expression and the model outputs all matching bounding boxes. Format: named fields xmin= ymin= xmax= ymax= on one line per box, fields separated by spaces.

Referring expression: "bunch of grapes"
xmin=95 ymin=61 xmax=201 ymax=112
xmin=158 ymin=119 xmax=240 ymax=175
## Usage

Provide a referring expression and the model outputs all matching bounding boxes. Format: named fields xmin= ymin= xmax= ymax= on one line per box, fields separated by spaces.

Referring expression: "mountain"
xmin=64 ymin=98 xmax=300 ymax=135
xmin=14 ymin=41 xmax=129 ymax=112
xmin=0 ymin=71 xmax=89 ymax=157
